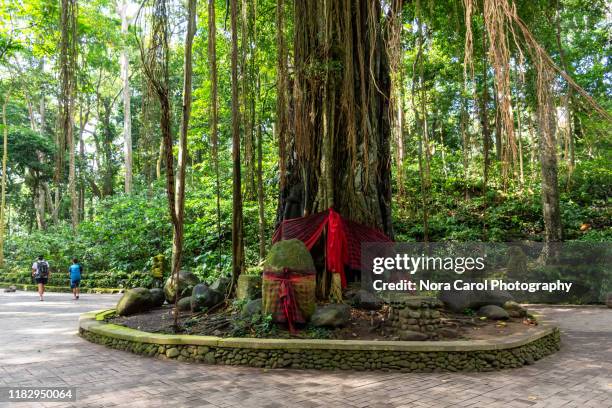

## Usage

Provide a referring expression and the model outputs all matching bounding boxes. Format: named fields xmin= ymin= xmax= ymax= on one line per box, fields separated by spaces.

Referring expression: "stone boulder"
xmin=209 ymin=277 xmax=231 ymax=295
xmin=503 ymin=301 xmax=527 ymax=318
xmin=116 ymin=288 xmax=153 ymax=316
xmin=311 ymin=304 xmax=351 ymax=328
xmin=398 ymin=330 xmax=428 ymax=341
xmin=3 ymin=285 xmax=16 ymax=293
xmin=177 ymin=296 xmax=193 ymax=312
xmin=439 ymin=289 xmax=514 ymax=313
xmin=351 ymin=289 xmax=383 ymax=310
xmin=478 ymin=305 xmax=509 ymax=320
xmin=241 ymin=298 xmax=262 ymax=319
xmin=163 ymin=270 xmax=200 ymax=304
xmin=236 ymin=274 xmax=262 ymax=300
xmin=262 ymin=240 xmax=316 ymax=321
xmin=191 ymin=283 xmax=223 ymax=312
xmin=149 ymin=288 xmax=165 ymax=307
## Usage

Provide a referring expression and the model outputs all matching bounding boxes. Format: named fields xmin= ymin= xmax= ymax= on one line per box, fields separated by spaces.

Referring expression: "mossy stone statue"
xmin=262 ymin=239 xmax=316 ymax=322
xmin=151 ymin=254 xmax=166 ymax=279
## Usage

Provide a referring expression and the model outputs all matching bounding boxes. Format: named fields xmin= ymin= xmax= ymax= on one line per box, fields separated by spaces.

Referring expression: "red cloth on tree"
xmin=272 ymin=208 xmax=391 ymax=287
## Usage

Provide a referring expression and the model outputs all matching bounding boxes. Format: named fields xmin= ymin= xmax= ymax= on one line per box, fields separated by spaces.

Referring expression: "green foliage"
xmin=394 ymin=148 xmax=611 ymax=243
xmin=463 ymin=308 xmax=475 ymax=316
xmin=230 ymin=312 xmax=277 ymax=338
xmin=2 ymin=175 xmax=278 ymax=288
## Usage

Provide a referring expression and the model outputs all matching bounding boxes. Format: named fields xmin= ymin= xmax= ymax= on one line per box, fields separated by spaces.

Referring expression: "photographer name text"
xmin=372 ymin=279 xmax=573 ymax=293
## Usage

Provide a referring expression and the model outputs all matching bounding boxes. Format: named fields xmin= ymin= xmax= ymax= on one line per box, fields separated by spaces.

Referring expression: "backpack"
xmin=37 ymin=261 xmax=49 ymax=279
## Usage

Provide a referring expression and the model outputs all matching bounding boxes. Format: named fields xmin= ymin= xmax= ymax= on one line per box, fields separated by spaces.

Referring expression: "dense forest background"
xmin=0 ymin=0 xmax=609 ymax=289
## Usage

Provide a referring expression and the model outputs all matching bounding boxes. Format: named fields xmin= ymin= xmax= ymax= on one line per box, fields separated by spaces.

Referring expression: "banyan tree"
xmin=276 ymin=0 xmax=393 ymax=237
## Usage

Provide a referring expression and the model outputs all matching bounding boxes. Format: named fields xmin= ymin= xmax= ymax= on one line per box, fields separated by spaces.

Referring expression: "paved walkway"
xmin=0 ymin=292 xmax=610 ymax=408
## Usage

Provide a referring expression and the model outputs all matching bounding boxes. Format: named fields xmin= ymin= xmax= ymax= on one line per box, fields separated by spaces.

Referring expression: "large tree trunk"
xmin=230 ymin=0 xmax=245 ymax=287
xmin=119 ymin=0 xmax=133 ymax=194
xmin=278 ymin=0 xmax=392 ymax=236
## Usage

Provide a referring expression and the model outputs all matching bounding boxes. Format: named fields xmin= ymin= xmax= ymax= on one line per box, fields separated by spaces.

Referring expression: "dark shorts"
xmin=70 ymin=279 xmax=81 ymax=289
xmin=35 ymin=277 xmax=48 ymax=285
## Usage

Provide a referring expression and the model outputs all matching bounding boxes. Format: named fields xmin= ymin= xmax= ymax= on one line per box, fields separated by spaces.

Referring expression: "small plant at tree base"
xmin=304 ymin=326 xmax=332 ymax=339
xmin=463 ymin=308 xmax=475 ymax=316
xmin=232 ymin=298 xmax=248 ymax=312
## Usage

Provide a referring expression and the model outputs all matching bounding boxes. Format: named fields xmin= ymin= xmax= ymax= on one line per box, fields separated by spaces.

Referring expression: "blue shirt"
xmin=69 ymin=264 xmax=82 ymax=281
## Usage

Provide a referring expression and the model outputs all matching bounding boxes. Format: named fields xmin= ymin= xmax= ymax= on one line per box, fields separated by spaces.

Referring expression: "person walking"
xmin=31 ymin=255 xmax=50 ymax=301
xmin=68 ymin=258 xmax=83 ymax=300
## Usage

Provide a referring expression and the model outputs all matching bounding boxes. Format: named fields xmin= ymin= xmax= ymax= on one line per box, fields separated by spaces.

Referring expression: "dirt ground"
xmin=109 ymin=303 xmax=538 ymax=341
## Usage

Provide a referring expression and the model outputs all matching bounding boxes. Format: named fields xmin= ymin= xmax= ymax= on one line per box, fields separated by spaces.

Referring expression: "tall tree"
xmin=479 ymin=24 xmax=491 ymax=238
xmin=275 ymin=0 xmax=288 ymax=193
xmin=254 ymin=2 xmax=265 ymax=261
xmin=119 ymin=0 xmax=132 ymax=194
xmin=411 ymin=0 xmax=431 ymax=241
xmin=240 ymin=0 xmax=255 ymax=199
xmin=140 ymin=0 xmax=180 ymax=325
xmin=59 ymin=0 xmax=78 ymax=230
xmin=279 ymin=0 xmax=392 ymax=236
xmin=208 ymin=0 xmax=222 ymax=268
xmin=173 ymin=0 xmax=197 ymax=309
xmin=230 ymin=0 xmax=245 ymax=287
xmin=536 ymin=66 xmax=563 ymax=243
xmin=387 ymin=0 xmax=405 ymax=199
xmin=0 ymin=89 xmax=10 ymax=268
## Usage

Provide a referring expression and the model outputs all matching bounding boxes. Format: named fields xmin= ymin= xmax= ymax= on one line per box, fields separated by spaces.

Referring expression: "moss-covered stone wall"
xmin=79 ymin=314 xmax=560 ymax=372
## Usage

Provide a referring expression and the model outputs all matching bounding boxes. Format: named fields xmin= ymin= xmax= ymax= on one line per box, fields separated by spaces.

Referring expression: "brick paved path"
xmin=0 ymin=292 xmax=610 ymax=408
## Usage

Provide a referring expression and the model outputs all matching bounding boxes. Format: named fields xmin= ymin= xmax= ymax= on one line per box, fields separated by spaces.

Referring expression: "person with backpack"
xmin=31 ymin=255 xmax=50 ymax=301
xmin=68 ymin=258 xmax=83 ymax=300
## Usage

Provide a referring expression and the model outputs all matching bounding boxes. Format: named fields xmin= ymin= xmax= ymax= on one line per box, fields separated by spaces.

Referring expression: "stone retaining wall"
xmin=387 ymin=297 xmax=443 ymax=339
xmin=79 ymin=310 xmax=561 ymax=372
